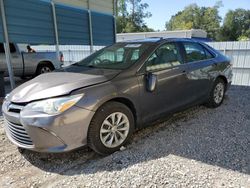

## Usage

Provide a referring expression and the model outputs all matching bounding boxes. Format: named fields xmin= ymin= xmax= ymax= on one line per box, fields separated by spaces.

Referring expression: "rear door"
xmin=138 ymin=42 xmax=192 ymax=123
xmin=181 ymin=41 xmax=216 ymax=101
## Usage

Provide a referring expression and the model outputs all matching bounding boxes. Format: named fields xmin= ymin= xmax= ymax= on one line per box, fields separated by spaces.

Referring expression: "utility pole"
xmin=87 ymin=0 xmax=94 ymax=53
xmin=51 ymin=1 xmax=60 ymax=61
xmin=113 ymin=0 xmax=117 ymax=43
xmin=0 ymin=0 xmax=15 ymax=89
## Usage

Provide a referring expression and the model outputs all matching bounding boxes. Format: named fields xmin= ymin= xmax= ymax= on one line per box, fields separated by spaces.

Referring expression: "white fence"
xmin=33 ymin=41 xmax=250 ymax=86
xmin=208 ymin=41 xmax=250 ymax=86
xmin=32 ymin=45 xmax=105 ymax=66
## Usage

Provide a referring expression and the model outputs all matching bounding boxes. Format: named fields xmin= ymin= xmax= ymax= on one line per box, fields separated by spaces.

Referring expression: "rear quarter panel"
xmin=214 ymin=55 xmax=233 ymax=85
xmin=200 ymin=43 xmax=233 ymax=89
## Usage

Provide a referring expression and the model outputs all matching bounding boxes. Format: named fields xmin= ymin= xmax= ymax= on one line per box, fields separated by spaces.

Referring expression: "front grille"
xmin=5 ymin=120 xmax=34 ymax=147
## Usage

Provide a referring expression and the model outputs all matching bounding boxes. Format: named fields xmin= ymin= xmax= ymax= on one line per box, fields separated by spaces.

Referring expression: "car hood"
xmin=9 ymin=68 xmax=120 ymax=103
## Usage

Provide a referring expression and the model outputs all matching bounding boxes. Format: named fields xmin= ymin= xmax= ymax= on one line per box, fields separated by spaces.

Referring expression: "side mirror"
xmin=146 ymin=72 xmax=157 ymax=92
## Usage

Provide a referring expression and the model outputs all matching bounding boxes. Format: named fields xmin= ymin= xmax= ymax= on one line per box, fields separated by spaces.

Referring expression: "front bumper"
xmin=2 ymin=100 xmax=95 ymax=153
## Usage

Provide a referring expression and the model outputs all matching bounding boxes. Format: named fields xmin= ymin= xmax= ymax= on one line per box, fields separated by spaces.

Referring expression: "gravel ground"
xmin=0 ymin=86 xmax=249 ymax=188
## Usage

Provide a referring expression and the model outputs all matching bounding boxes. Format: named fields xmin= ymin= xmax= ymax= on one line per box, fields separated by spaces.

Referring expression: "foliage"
xmin=116 ymin=0 xmax=153 ymax=33
xmin=219 ymin=9 xmax=250 ymax=41
xmin=116 ymin=0 xmax=250 ymax=41
xmin=238 ymin=36 xmax=250 ymax=41
xmin=165 ymin=3 xmax=222 ymax=40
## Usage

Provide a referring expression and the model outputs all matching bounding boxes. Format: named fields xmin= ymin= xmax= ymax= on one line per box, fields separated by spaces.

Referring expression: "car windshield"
xmin=75 ymin=43 xmax=150 ymax=70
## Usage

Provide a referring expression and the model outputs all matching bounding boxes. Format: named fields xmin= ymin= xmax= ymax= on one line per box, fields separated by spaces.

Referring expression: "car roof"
xmin=118 ymin=37 xmax=204 ymax=44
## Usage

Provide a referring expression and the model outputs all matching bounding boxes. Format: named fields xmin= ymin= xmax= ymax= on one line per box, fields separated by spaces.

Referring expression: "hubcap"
xmin=100 ymin=112 xmax=130 ymax=148
xmin=214 ymin=82 xmax=224 ymax=104
xmin=41 ymin=66 xmax=51 ymax=74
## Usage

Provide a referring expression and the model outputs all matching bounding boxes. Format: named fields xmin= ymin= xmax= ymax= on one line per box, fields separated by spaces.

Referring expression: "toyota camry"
xmin=2 ymin=38 xmax=233 ymax=155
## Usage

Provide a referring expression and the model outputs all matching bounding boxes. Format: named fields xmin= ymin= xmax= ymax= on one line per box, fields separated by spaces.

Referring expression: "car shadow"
xmin=21 ymin=86 xmax=250 ymax=176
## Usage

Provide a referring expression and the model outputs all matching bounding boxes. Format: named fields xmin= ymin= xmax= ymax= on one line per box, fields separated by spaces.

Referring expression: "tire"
xmin=87 ymin=101 xmax=135 ymax=155
xmin=36 ymin=64 xmax=53 ymax=76
xmin=205 ymin=78 xmax=226 ymax=108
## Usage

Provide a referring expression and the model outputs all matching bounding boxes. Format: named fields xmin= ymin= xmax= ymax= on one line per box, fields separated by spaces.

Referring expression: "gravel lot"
xmin=0 ymin=86 xmax=249 ymax=188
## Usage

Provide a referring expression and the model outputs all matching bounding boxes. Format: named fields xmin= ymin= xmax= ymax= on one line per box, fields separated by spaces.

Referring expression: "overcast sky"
xmin=143 ymin=0 xmax=250 ymax=31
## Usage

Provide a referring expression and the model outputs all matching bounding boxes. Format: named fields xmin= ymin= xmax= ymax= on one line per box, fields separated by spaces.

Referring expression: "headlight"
xmin=23 ymin=94 xmax=83 ymax=115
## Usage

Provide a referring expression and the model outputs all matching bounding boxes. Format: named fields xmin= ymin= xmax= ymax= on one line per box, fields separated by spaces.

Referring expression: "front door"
xmin=138 ymin=42 xmax=191 ymax=123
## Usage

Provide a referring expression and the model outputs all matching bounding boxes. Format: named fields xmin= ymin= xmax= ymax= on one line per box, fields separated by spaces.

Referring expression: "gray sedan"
xmin=2 ymin=38 xmax=233 ymax=155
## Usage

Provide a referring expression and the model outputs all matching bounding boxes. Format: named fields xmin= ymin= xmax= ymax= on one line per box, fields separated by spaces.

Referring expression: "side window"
xmin=146 ymin=43 xmax=182 ymax=71
xmin=0 ymin=43 xmax=16 ymax=53
xmin=0 ymin=43 xmax=4 ymax=53
xmin=183 ymin=42 xmax=206 ymax=63
xmin=10 ymin=43 xmax=16 ymax=53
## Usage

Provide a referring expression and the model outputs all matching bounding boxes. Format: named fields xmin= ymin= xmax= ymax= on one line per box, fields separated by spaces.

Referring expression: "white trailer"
xmin=117 ymin=29 xmax=208 ymax=42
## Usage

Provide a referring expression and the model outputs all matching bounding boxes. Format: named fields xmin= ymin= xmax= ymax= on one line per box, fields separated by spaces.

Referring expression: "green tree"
xmin=165 ymin=2 xmax=222 ymax=40
xmin=116 ymin=0 xmax=128 ymax=33
xmin=219 ymin=9 xmax=250 ymax=41
xmin=116 ymin=0 xmax=153 ymax=33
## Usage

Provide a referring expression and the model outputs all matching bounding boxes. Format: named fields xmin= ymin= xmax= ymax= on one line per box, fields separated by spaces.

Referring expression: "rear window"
xmin=204 ymin=48 xmax=214 ymax=59
xmin=183 ymin=42 xmax=206 ymax=62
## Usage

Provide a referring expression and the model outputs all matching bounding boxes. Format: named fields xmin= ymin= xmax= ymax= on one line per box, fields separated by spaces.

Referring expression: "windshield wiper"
xmin=71 ymin=63 xmax=96 ymax=68
xmin=86 ymin=65 xmax=96 ymax=68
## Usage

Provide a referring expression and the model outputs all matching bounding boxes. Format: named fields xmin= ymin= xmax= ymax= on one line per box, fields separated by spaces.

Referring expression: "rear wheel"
xmin=87 ymin=102 xmax=134 ymax=155
xmin=205 ymin=78 xmax=226 ymax=108
xmin=36 ymin=64 xmax=53 ymax=76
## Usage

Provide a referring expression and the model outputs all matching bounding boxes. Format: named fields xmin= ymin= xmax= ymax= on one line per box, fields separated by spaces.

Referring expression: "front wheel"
xmin=205 ymin=78 xmax=226 ymax=108
xmin=87 ymin=102 xmax=134 ymax=155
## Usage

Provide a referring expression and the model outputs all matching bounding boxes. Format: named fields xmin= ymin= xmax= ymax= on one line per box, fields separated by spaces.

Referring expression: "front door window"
xmin=146 ymin=43 xmax=183 ymax=71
